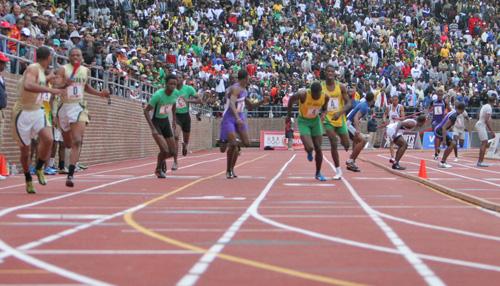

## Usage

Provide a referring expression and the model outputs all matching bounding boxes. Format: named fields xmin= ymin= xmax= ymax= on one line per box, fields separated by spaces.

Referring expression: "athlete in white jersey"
xmin=12 ymin=47 xmax=64 ymax=194
xmin=384 ymin=95 xmax=404 ymax=162
xmin=55 ymin=48 xmax=110 ymax=187
xmin=385 ymin=115 xmax=426 ymax=170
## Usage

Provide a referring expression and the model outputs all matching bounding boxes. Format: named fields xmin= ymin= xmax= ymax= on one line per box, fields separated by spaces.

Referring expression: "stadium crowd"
xmin=0 ymin=0 xmax=498 ymax=115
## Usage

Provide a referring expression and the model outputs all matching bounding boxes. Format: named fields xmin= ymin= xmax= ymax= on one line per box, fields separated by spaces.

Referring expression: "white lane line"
xmin=0 ymin=153 xmax=217 ymax=191
xmin=121 ymin=228 xmax=288 ymax=233
xmin=176 ymin=155 xmax=296 ymax=286
xmin=326 ymin=159 xmax=445 ymax=286
xmin=265 ymin=215 xmax=367 ymax=218
xmin=0 ymin=240 xmax=111 ymax=286
xmin=17 ymin=214 xmax=108 ymax=220
xmin=0 ymin=157 xmax=224 ymax=284
xmin=485 ymin=178 xmax=500 ymax=181
xmin=176 ymin=196 xmax=246 ymax=201
xmin=283 ymin=183 xmax=336 ymax=187
xmin=352 ymin=177 xmax=398 ymax=180
xmin=378 ymin=155 xmax=500 ymax=189
xmin=25 ymin=249 xmax=196 ymax=255
xmin=456 ymin=188 xmax=499 ymax=191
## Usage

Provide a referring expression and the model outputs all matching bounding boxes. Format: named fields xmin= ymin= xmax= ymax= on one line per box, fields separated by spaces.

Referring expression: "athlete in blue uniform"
xmin=434 ymin=102 xmax=465 ymax=168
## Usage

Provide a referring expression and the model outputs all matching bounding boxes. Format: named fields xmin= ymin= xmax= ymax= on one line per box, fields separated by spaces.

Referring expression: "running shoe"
xmin=332 ymin=168 xmax=342 ymax=180
xmin=392 ymin=163 xmax=406 ymax=170
xmin=58 ymin=168 xmax=69 ymax=175
xmin=44 ymin=167 xmax=57 ymax=175
xmin=77 ymin=163 xmax=88 ymax=170
xmin=433 ymin=154 xmax=439 ymax=160
xmin=315 ymin=173 xmax=326 ymax=181
xmin=29 ymin=165 xmax=35 ymax=175
xmin=453 ymin=158 xmax=459 ymax=162
xmin=476 ymin=162 xmax=491 ymax=168
xmin=226 ymin=171 xmax=234 ymax=179
xmin=346 ymin=161 xmax=361 ymax=172
xmin=25 ymin=181 xmax=36 ymax=194
xmin=171 ymin=162 xmax=178 ymax=171
xmin=307 ymin=151 xmax=313 ymax=162
xmin=35 ymin=169 xmax=47 ymax=185
xmin=231 ymin=170 xmax=238 ymax=178
xmin=389 ymin=158 xmax=395 ymax=164
xmin=66 ymin=176 xmax=74 ymax=187
xmin=438 ymin=162 xmax=452 ymax=168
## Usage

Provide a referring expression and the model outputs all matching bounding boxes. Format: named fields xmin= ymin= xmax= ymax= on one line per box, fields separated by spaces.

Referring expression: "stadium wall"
xmin=0 ymin=73 xmax=212 ymax=166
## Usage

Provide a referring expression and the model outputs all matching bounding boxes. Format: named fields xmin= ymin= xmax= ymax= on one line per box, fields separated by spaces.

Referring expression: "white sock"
xmin=49 ymin=158 xmax=55 ymax=168
xmin=336 ymin=167 xmax=342 ymax=175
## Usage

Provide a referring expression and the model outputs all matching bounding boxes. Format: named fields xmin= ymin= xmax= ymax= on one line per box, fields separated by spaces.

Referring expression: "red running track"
xmin=0 ymin=149 xmax=499 ymax=286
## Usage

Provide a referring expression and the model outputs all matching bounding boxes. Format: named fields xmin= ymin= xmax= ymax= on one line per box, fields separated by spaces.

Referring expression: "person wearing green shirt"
xmin=171 ymin=73 xmax=202 ymax=170
xmin=143 ymin=74 xmax=178 ymax=178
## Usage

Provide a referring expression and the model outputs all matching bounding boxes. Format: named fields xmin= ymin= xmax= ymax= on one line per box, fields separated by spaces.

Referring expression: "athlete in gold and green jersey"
xmin=55 ymin=48 xmax=110 ymax=188
xmin=286 ymin=81 xmax=328 ymax=181
xmin=12 ymin=47 xmax=64 ymax=194
xmin=322 ymin=65 xmax=352 ymax=180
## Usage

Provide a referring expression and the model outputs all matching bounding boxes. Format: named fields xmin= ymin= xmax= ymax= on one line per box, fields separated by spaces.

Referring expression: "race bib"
xmin=307 ymin=107 xmax=321 ymax=117
xmin=67 ymin=84 xmax=84 ymax=99
xmin=327 ymin=98 xmax=339 ymax=111
xmin=159 ymin=104 xmax=172 ymax=115
xmin=434 ymin=106 xmax=443 ymax=115
xmin=236 ymin=100 xmax=245 ymax=113
xmin=176 ymin=96 xmax=187 ymax=109
xmin=41 ymin=92 xmax=51 ymax=102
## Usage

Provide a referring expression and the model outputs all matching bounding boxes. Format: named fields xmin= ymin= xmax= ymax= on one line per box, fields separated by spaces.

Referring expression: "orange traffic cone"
xmin=0 ymin=155 xmax=7 ymax=176
xmin=418 ymin=159 xmax=428 ymax=179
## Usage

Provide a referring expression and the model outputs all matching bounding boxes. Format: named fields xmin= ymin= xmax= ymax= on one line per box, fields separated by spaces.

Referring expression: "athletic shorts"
xmin=452 ymin=127 xmax=465 ymax=140
xmin=57 ymin=102 xmax=89 ymax=132
xmin=323 ymin=117 xmax=348 ymax=135
xmin=386 ymin=123 xmax=403 ymax=142
xmin=175 ymin=112 xmax=191 ymax=133
xmin=153 ymin=117 xmax=173 ymax=138
xmin=220 ymin=112 xmax=247 ymax=141
xmin=298 ymin=116 xmax=323 ymax=137
xmin=346 ymin=120 xmax=358 ymax=138
xmin=434 ymin=127 xmax=452 ymax=142
xmin=475 ymin=122 xmax=488 ymax=141
xmin=12 ymin=108 xmax=49 ymax=146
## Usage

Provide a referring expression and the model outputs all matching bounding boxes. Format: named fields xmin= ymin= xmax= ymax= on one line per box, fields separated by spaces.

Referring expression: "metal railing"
xmin=0 ymin=34 xmax=156 ymax=103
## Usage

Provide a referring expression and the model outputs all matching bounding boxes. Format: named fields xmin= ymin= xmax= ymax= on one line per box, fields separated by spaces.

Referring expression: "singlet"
xmin=435 ymin=110 xmax=458 ymax=133
xmin=299 ymin=89 xmax=326 ymax=119
xmin=431 ymin=99 xmax=446 ymax=124
xmin=13 ymin=63 xmax=47 ymax=112
xmin=323 ymin=81 xmax=344 ymax=126
xmin=388 ymin=104 xmax=402 ymax=123
xmin=223 ymin=83 xmax=247 ymax=117
xmin=62 ymin=63 xmax=89 ymax=104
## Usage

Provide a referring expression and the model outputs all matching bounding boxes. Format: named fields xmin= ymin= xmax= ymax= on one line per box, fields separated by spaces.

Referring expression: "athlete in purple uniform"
xmin=434 ymin=102 xmax=465 ymax=168
xmin=429 ymin=87 xmax=450 ymax=159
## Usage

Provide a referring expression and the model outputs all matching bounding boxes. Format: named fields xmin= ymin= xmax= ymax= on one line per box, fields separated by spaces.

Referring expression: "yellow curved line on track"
xmin=123 ymin=155 xmax=365 ymax=286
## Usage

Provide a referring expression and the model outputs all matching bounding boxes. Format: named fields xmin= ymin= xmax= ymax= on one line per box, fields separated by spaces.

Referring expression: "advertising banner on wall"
xmin=260 ymin=131 xmax=304 ymax=150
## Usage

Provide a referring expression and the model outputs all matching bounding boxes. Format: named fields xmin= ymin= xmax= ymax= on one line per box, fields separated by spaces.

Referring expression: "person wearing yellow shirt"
xmin=322 ymin=65 xmax=352 ymax=180
xmin=440 ymin=46 xmax=450 ymax=59
xmin=286 ymin=82 xmax=328 ymax=181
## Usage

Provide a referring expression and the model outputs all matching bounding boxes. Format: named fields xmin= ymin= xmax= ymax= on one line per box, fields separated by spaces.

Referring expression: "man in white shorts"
xmin=55 ymin=48 xmax=110 ymax=187
xmin=452 ymin=104 xmax=469 ymax=162
xmin=475 ymin=95 xmax=496 ymax=167
xmin=384 ymin=95 xmax=405 ymax=163
xmin=12 ymin=47 xmax=64 ymax=194
xmin=385 ymin=115 xmax=427 ymax=170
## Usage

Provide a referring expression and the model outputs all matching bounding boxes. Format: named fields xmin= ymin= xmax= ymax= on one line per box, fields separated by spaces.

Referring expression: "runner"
xmin=286 ymin=81 xmax=328 ymax=181
xmin=475 ymin=95 xmax=496 ymax=167
xmin=220 ymin=70 xmax=253 ymax=179
xmin=383 ymin=95 xmax=404 ymax=163
xmin=143 ymin=74 xmax=178 ymax=178
xmin=55 ymin=47 xmax=110 ymax=187
xmin=429 ymin=86 xmax=449 ymax=160
xmin=11 ymin=46 xmax=64 ymax=194
xmin=452 ymin=103 xmax=470 ymax=162
xmin=322 ymin=65 xmax=352 ymax=180
xmin=171 ymin=73 xmax=202 ymax=171
xmin=385 ymin=115 xmax=427 ymax=170
xmin=345 ymin=92 xmax=375 ymax=172
xmin=40 ymin=68 xmax=57 ymax=175
xmin=434 ymin=102 xmax=466 ymax=168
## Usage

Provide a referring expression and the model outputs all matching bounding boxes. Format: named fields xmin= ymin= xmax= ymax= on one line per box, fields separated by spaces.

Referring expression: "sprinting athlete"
xmin=55 ymin=48 xmax=110 ymax=187
xmin=287 ymin=81 xmax=328 ymax=181
xmin=385 ymin=115 xmax=427 ymax=170
xmin=345 ymin=92 xmax=375 ymax=172
xmin=429 ymin=86 xmax=449 ymax=160
xmin=434 ymin=102 xmax=466 ymax=168
xmin=171 ymin=73 xmax=202 ymax=170
xmin=144 ymin=74 xmax=178 ymax=178
xmin=12 ymin=46 xmax=64 ymax=194
xmin=384 ymin=95 xmax=405 ymax=163
xmin=322 ymin=65 xmax=351 ymax=180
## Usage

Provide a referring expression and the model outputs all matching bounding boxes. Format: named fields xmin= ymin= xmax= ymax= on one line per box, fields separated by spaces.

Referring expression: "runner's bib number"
xmin=159 ymin=104 xmax=172 ymax=115
xmin=176 ymin=97 xmax=187 ymax=109
xmin=41 ymin=92 xmax=50 ymax=102
xmin=67 ymin=84 xmax=84 ymax=99
xmin=306 ymin=107 xmax=321 ymax=117
xmin=434 ymin=106 xmax=443 ymax=115
xmin=327 ymin=98 xmax=339 ymax=111
xmin=236 ymin=100 xmax=245 ymax=113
